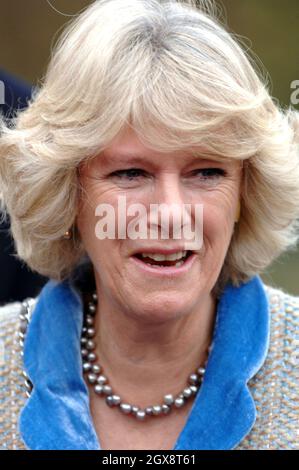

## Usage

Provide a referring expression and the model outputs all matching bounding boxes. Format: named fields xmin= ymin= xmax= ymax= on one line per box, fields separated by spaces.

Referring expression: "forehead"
xmin=98 ymin=148 xmax=241 ymax=170
xmin=103 ymin=151 xmax=217 ymax=166
xmin=95 ymin=127 xmax=241 ymax=168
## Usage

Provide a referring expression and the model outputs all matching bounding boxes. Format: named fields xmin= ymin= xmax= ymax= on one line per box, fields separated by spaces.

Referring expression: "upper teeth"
xmin=141 ymin=251 xmax=187 ymax=261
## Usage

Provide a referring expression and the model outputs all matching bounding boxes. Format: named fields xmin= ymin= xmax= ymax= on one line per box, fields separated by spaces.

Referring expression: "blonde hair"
xmin=0 ymin=0 xmax=299 ymax=293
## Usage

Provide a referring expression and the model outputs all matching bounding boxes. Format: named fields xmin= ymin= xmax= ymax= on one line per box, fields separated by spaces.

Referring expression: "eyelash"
xmin=110 ymin=168 xmax=147 ymax=180
xmin=110 ymin=168 xmax=226 ymax=180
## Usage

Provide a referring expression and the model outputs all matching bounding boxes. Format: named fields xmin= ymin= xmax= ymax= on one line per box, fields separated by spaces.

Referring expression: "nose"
xmin=149 ymin=173 xmax=189 ymax=240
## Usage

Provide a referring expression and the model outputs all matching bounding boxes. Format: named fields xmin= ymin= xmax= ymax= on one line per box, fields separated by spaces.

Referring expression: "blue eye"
xmin=192 ymin=168 xmax=226 ymax=178
xmin=109 ymin=167 xmax=226 ymax=182
xmin=110 ymin=168 xmax=146 ymax=180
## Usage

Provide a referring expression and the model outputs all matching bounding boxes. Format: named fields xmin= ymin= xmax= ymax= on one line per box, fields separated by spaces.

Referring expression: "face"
xmin=76 ymin=126 xmax=242 ymax=323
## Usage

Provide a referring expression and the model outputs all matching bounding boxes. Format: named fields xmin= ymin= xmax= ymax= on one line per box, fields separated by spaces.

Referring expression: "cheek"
xmin=77 ymin=207 xmax=120 ymax=286
xmin=202 ymin=203 xmax=235 ymax=250
xmin=77 ymin=176 xmax=116 ymax=239
xmin=76 ymin=183 xmax=125 ymax=268
xmin=200 ymin=182 xmax=240 ymax=236
xmin=76 ymin=194 xmax=96 ymax=244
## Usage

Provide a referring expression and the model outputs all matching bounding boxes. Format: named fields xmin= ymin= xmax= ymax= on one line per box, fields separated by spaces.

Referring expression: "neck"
xmin=88 ymin=287 xmax=217 ymax=409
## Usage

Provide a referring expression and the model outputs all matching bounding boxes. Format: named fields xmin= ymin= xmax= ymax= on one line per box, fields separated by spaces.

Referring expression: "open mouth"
xmin=133 ymin=250 xmax=193 ymax=268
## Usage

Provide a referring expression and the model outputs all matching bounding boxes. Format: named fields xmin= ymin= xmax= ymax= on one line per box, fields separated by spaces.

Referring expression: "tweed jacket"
xmin=0 ymin=275 xmax=298 ymax=450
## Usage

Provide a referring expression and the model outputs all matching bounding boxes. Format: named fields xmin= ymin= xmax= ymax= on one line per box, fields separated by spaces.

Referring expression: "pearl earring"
xmin=63 ymin=228 xmax=72 ymax=239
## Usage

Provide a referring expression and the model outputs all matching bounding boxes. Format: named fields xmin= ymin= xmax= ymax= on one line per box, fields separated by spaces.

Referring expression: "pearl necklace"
xmin=81 ymin=292 xmax=210 ymax=421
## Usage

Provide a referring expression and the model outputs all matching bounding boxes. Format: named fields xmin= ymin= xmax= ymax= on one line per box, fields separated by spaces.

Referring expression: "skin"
xmin=76 ymin=125 xmax=243 ymax=447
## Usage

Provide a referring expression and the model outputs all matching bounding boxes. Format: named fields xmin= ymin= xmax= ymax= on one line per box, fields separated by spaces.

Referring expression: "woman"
xmin=0 ymin=0 xmax=298 ymax=450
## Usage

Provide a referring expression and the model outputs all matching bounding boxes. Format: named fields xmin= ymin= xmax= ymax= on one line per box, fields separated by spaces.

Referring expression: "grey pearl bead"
xmin=106 ymin=395 xmax=114 ymax=407
xmin=164 ymin=394 xmax=174 ymax=405
xmin=111 ymin=395 xmax=121 ymax=405
xmin=182 ymin=387 xmax=193 ymax=398
xmin=86 ymin=340 xmax=95 ymax=350
xmin=152 ymin=405 xmax=162 ymax=415
xmin=19 ymin=320 xmax=27 ymax=334
xmin=25 ymin=379 xmax=32 ymax=390
xmin=21 ymin=302 xmax=29 ymax=313
xmin=178 ymin=393 xmax=184 ymax=399
xmin=161 ymin=404 xmax=171 ymax=414
xmin=86 ymin=328 xmax=95 ymax=338
xmin=83 ymin=362 xmax=92 ymax=372
xmin=92 ymin=293 xmax=98 ymax=302
xmin=91 ymin=364 xmax=101 ymax=374
xmin=81 ymin=348 xmax=88 ymax=357
xmin=189 ymin=373 xmax=199 ymax=385
xmin=81 ymin=337 xmax=87 ymax=345
xmin=82 ymin=327 xmax=87 ymax=334
xmin=97 ymin=375 xmax=107 ymax=385
xmin=197 ymin=367 xmax=206 ymax=376
xmin=88 ymin=352 xmax=97 ymax=363
xmin=88 ymin=303 xmax=96 ymax=314
xmin=120 ymin=403 xmax=132 ymax=414
xmin=87 ymin=373 xmax=98 ymax=384
xmin=136 ymin=410 xmax=146 ymax=420
xmin=174 ymin=397 xmax=184 ymax=408
xmin=102 ymin=385 xmax=112 ymax=395
xmin=18 ymin=331 xmax=25 ymax=340
xmin=189 ymin=385 xmax=198 ymax=394
xmin=131 ymin=406 xmax=139 ymax=415
xmin=145 ymin=406 xmax=154 ymax=415
xmin=85 ymin=316 xmax=94 ymax=326
xmin=94 ymin=384 xmax=104 ymax=395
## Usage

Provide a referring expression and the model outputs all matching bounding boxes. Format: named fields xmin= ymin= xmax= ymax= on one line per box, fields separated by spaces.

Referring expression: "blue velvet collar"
xmin=19 ymin=274 xmax=270 ymax=450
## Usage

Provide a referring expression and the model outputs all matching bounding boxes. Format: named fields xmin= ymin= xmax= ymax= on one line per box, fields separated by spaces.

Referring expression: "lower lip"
xmin=130 ymin=253 xmax=197 ymax=277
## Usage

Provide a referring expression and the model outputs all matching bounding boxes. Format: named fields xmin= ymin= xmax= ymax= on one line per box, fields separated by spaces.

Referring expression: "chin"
xmin=132 ymin=294 xmax=191 ymax=321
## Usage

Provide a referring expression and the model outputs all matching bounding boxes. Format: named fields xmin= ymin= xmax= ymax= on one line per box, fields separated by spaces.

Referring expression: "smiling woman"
xmin=0 ymin=0 xmax=298 ymax=451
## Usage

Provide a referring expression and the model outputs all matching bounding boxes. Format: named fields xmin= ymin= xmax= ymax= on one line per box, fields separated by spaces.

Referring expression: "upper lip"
xmin=132 ymin=247 xmax=192 ymax=256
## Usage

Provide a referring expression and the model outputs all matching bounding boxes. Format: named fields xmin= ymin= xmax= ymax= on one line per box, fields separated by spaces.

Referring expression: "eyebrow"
xmin=100 ymin=152 xmax=226 ymax=166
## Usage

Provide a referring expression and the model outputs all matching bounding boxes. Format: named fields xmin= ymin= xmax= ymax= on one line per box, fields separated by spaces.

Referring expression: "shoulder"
xmin=0 ymin=297 xmax=37 ymax=324
xmin=0 ymin=300 xmax=23 ymax=323
xmin=238 ymin=283 xmax=298 ymax=450
xmin=263 ymin=281 xmax=299 ymax=310
xmin=0 ymin=297 xmax=37 ymax=353
xmin=0 ymin=297 xmax=37 ymax=450
xmin=263 ymin=283 xmax=298 ymax=369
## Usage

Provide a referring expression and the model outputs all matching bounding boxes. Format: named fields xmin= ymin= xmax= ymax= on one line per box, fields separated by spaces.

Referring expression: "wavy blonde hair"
xmin=0 ymin=0 xmax=299 ymax=293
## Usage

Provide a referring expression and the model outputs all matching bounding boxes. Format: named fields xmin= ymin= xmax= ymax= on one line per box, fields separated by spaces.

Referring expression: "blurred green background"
xmin=0 ymin=0 xmax=298 ymax=294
